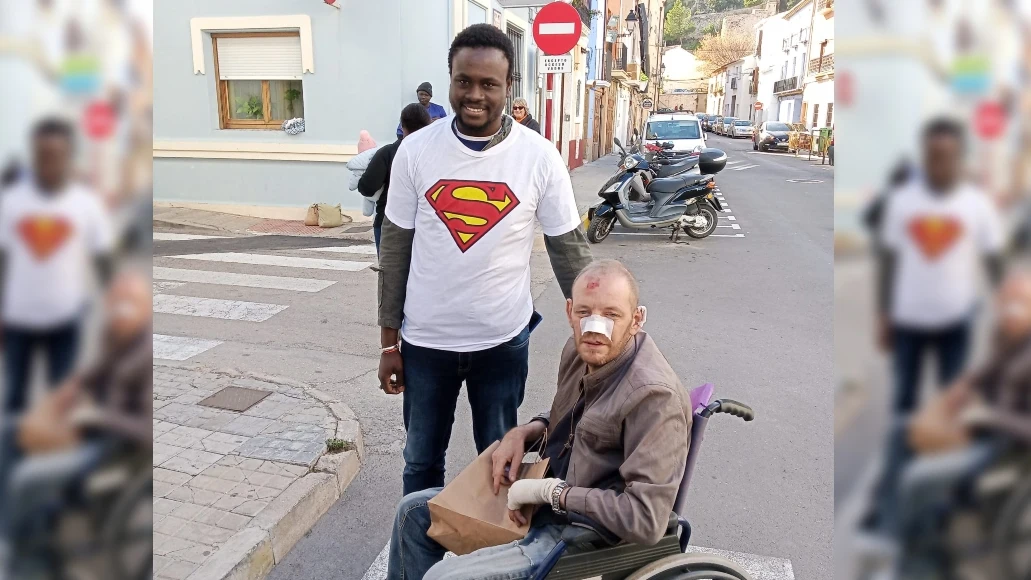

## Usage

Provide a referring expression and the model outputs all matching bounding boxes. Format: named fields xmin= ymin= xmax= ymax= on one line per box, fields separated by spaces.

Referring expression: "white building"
xmin=724 ymin=55 xmax=758 ymax=121
xmin=754 ymin=0 xmax=814 ymax=124
xmin=801 ymin=0 xmax=834 ymax=129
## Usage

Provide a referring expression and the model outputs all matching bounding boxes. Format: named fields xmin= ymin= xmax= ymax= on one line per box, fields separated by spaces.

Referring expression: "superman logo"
xmin=425 ymin=180 xmax=520 ymax=252
xmin=908 ymin=215 xmax=963 ymax=261
xmin=18 ymin=215 xmax=72 ymax=261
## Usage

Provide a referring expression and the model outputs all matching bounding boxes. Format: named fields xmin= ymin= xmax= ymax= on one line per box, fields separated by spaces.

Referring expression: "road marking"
xmin=306 ymin=245 xmax=379 ymax=256
xmin=719 ymin=216 xmax=736 ymax=221
xmin=538 ymin=22 xmax=575 ymax=34
xmin=732 ymin=164 xmax=760 ymax=171
xmin=153 ymin=294 xmax=288 ymax=322
xmin=717 ymin=224 xmax=741 ymax=229
xmin=154 ymin=233 xmax=227 ymax=241
xmin=153 ymin=334 xmax=223 ymax=361
xmin=168 ymin=252 xmax=371 ymax=272
xmin=710 ymin=233 xmax=746 ymax=237
xmin=154 ymin=267 xmax=336 ymax=293
xmin=154 ymin=281 xmax=186 ymax=293
xmin=362 ymin=541 xmax=792 ymax=580
xmin=726 ymin=160 xmax=744 ymax=165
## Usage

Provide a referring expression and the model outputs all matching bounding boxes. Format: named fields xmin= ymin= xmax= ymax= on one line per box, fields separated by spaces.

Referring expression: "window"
xmin=467 ymin=1 xmax=488 ymax=25
xmin=213 ymin=33 xmax=305 ymax=130
xmin=644 ymin=120 xmax=701 ymax=140
xmin=730 ymin=95 xmax=737 ymax=116
xmin=506 ymin=25 xmax=524 ymax=113
xmin=756 ymin=30 xmax=763 ymax=57
xmin=826 ymin=103 xmax=834 ymax=127
xmin=812 ymin=104 xmax=820 ymax=128
xmin=791 ymin=57 xmax=796 ymax=77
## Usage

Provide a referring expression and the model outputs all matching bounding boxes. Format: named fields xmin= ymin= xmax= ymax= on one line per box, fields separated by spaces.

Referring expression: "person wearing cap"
xmin=396 ymin=82 xmax=448 ymax=138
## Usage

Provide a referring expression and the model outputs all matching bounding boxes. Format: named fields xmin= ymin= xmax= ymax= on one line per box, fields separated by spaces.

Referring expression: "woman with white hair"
xmin=512 ymin=97 xmax=540 ymax=134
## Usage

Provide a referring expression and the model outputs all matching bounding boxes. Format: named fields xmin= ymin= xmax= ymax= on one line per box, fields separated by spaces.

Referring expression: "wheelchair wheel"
xmin=995 ymin=474 xmax=1031 ymax=580
xmin=103 ymin=470 xmax=152 ymax=580
xmin=625 ymin=553 xmax=752 ymax=580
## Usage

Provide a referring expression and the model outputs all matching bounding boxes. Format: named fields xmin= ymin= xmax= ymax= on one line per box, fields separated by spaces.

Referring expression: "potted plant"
xmin=284 ymin=88 xmax=301 ymax=118
xmin=235 ymin=96 xmax=262 ymax=119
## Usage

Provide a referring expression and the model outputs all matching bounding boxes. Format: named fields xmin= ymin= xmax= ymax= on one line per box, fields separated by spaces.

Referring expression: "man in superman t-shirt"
xmin=376 ymin=25 xmax=592 ymax=496
xmin=878 ymin=118 xmax=1005 ymax=416
xmin=0 ymin=119 xmax=114 ymax=415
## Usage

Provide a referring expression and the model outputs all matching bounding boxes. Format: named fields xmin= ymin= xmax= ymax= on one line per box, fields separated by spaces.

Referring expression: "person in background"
xmin=396 ymin=82 xmax=448 ymax=138
xmin=877 ymin=117 xmax=1005 ymax=416
xmin=0 ymin=160 xmax=22 ymax=189
xmin=511 ymin=97 xmax=540 ymax=134
xmin=0 ymin=118 xmax=114 ymax=416
xmin=359 ymin=104 xmax=432 ymax=254
xmin=377 ymin=24 xmax=592 ymax=496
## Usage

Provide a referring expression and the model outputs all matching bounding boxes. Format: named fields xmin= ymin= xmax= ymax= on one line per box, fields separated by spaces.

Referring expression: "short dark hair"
xmin=922 ymin=117 xmax=966 ymax=149
xmin=32 ymin=117 xmax=75 ymax=144
xmin=448 ymin=23 xmax=514 ymax=81
xmin=400 ymin=103 xmax=432 ymax=134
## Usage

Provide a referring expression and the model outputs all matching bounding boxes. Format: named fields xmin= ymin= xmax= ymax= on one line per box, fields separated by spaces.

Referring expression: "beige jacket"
xmin=539 ymin=332 xmax=692 ymax=545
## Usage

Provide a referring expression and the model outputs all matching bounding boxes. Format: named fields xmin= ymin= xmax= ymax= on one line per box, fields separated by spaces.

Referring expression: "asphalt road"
xmin=153 ymin=133 xmax=834 ymax=579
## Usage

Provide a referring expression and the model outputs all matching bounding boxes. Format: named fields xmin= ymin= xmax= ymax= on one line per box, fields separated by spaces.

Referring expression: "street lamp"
xmin=623 ymin=10 xmax=638 ymax=36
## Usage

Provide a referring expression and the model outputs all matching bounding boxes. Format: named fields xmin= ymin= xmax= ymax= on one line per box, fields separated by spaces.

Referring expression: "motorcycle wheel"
xmin=586 ymin=213 xmax=616 ymax=243
xmin=685 ymin=205 xmax=718 ymax=239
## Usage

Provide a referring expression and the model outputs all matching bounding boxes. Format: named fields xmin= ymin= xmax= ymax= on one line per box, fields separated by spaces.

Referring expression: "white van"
xmin=643 ymin=113 xmax=706 ymax=155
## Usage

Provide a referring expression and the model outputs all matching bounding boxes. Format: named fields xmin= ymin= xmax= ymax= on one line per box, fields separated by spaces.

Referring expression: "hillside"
xmin=664 ymin=0 xmax=802 ymax=49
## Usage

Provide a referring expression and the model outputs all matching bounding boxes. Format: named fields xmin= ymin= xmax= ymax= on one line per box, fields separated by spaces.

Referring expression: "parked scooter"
xmin=585 ymin=139 xmax=728 ymax=243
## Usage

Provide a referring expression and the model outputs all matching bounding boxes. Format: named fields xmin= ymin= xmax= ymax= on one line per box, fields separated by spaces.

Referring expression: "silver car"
xmin=719 ymin=117 xmax=737 ymax=135
xmin=731 ymin=120 xmax=754 ymax=138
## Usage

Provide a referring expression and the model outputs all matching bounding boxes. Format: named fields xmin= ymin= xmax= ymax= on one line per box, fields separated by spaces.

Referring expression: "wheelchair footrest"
xmin=543 ymin=534 xmax=681 ymax=580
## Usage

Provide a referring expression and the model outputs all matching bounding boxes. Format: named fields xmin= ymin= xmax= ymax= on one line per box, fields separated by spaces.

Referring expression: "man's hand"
xmin=492 ymin=421 xmax=546 ymax=494
xmin=378 ymin=351 xmax=404 ymax=395
xmin=506 ymin=478 xmax=563 ymax=525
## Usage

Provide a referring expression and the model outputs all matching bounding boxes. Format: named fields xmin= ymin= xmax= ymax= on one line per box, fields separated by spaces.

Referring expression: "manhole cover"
xmin=199 ymin=386 xmax=271 ymax=412
xmin=787 ymin=179 xmax=823 ymax=183
xmin=345 ymin=225 xmax=374 ymax=233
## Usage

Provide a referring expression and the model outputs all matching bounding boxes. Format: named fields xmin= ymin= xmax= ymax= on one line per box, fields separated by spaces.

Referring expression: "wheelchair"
xmin=11 ymin=446 xmax=152 ymax=580
xmin=530 ymin=384 xmax=757 ymax=580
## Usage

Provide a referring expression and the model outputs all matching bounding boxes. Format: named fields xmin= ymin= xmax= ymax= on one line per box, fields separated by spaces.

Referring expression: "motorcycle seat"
xmin=647 ymin=174 xmax=705 ymax=194
xmin=654 ymin=158 xmax=699 ymax=178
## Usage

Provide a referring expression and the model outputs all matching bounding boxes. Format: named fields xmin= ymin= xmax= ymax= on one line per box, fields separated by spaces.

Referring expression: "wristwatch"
xmin=551 ymin=481 xmax=569 ymax=515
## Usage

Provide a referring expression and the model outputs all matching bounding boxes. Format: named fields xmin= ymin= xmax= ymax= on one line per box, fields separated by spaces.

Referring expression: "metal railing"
xmin=809 ymin=53 xmax=834 ymax=75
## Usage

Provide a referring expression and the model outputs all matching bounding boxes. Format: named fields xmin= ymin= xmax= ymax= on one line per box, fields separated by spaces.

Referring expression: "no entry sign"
xmin=83 ymin=101 xmax=115 ymax=141
xmin=533 ymin=2 xmax=583 ymax=56
xmin=974 ymin=100 xmax=1005 ymax=140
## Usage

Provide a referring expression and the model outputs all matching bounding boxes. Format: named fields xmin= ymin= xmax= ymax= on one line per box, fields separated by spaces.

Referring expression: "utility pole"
xmin=654 ymin=4 xmax=663 ymax=110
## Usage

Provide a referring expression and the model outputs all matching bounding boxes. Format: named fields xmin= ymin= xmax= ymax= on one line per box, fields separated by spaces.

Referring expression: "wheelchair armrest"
xmin=561 ymin=513 xmax=623 ymax=548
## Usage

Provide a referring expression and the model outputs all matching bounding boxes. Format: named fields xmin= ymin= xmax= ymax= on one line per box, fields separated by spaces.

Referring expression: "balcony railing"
xmin=809 ymin=53 xmax=834 ymax=75
xmin=773 ymin=76 xmax=800 ymax=93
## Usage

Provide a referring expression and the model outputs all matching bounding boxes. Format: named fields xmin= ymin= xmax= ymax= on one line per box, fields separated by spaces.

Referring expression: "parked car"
xmin=730 ymin=119 xmax=754 ymax=138
xmin=642 ymin=113 xmax=707 ymax=155
xmin=718 ymin=117 xmax=737 ymax=135
xmin=752 ymin=121 xmax=792 ymax=151
xmin=709 ymin=115 xmax=722 ymax=133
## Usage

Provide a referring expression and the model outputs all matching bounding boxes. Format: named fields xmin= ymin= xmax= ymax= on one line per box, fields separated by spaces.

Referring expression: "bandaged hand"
xmin=507 ymin=478 xmax=564 ymax=510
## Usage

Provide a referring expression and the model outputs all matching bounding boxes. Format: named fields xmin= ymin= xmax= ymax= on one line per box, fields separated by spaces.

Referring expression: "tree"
xmin=664 ymin=0 xmax=691 ymax=45
xmin=743 ymin=0 xmax=765 ymax=6
xmin=694 ymin=32 xmax=754 ymax=75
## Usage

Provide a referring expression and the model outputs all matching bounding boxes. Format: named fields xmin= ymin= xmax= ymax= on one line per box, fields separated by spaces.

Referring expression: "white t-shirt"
xmin=385 ymin=117 xmax=582 ymax=351
xmin=0 ymin=181 xmax=114 ymax=329
xmin=881 ymin=181 xmax=1004 ymax=329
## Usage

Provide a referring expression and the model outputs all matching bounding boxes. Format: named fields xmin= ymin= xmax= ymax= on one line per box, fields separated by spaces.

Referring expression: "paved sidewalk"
xmin=153 ymin=364 xmax=363 ymax=580
xmin=570 ymin=154 xmax=620 ymax=217
xmin=154 ymin=205 xmax=374 ymax=240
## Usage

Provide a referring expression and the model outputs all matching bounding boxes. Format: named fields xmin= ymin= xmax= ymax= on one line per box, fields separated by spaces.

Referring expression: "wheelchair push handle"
xmin=701 ymin=399 xmax=755 ymax=421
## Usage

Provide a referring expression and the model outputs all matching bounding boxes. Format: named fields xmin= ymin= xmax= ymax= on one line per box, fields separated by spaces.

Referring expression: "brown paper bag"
xmin=427 ymin=441 xmax=551 ymax=555
xmin=316 ymin=204 xmax=343 ymax=228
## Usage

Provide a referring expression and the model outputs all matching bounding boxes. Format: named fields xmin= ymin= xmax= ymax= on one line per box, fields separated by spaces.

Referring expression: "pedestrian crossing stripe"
xmin=154 ymin=334 xmax=223 ymax=361
xmin=154 ymin=267 xmax=336 ymax=292
xmin=307 ymin=245 xmax=379 ymax=256
xmin=154 ymin=233 xmax=228 ymax=241
xmin=153 ymin=294 xmax=288 ymax=322
xmin=168 ymin=252 xmax=371 ymax=272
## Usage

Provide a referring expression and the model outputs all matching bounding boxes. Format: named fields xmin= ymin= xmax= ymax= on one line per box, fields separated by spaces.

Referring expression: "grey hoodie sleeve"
xmin=377 ymin=217 xmax=415 ymax=329
xmin=544 ymin=226 xmax=593 ymax=299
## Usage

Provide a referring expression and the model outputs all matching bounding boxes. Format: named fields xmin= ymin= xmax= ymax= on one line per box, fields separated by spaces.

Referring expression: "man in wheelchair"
xmin=387 ymin=260 xmax=693 ymax=580
xmin=0 ymin=271 xmax=151 ymax=575
xmin=865 ymin=270 xmax=1031 ymax=562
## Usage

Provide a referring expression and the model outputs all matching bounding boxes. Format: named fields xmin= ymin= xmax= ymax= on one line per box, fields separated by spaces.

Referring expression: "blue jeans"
xmin=3 ymin=320 xmax=81 ymax=414
xmin=388 ymin=487 xmax=564 ymax=580
xmin=891 ymin=320 xmax=971 ymax=415
xmin=401 ymin=313 xmax=539 ymax=496
xmin=374 ymin=223 xmax=382 ymax=256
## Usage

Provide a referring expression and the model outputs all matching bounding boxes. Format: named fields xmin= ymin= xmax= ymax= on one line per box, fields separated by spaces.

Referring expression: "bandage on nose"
xmin=580 ymin=315 xmax=614 ymax=339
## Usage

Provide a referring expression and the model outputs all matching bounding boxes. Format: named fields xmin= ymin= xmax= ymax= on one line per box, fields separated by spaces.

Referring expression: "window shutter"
xmin=217 ymin=36 xmax=303 ymax=80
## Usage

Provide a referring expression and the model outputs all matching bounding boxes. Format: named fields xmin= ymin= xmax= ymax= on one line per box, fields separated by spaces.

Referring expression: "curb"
xmin=166 ymin=364 xmax=364 ymax=580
